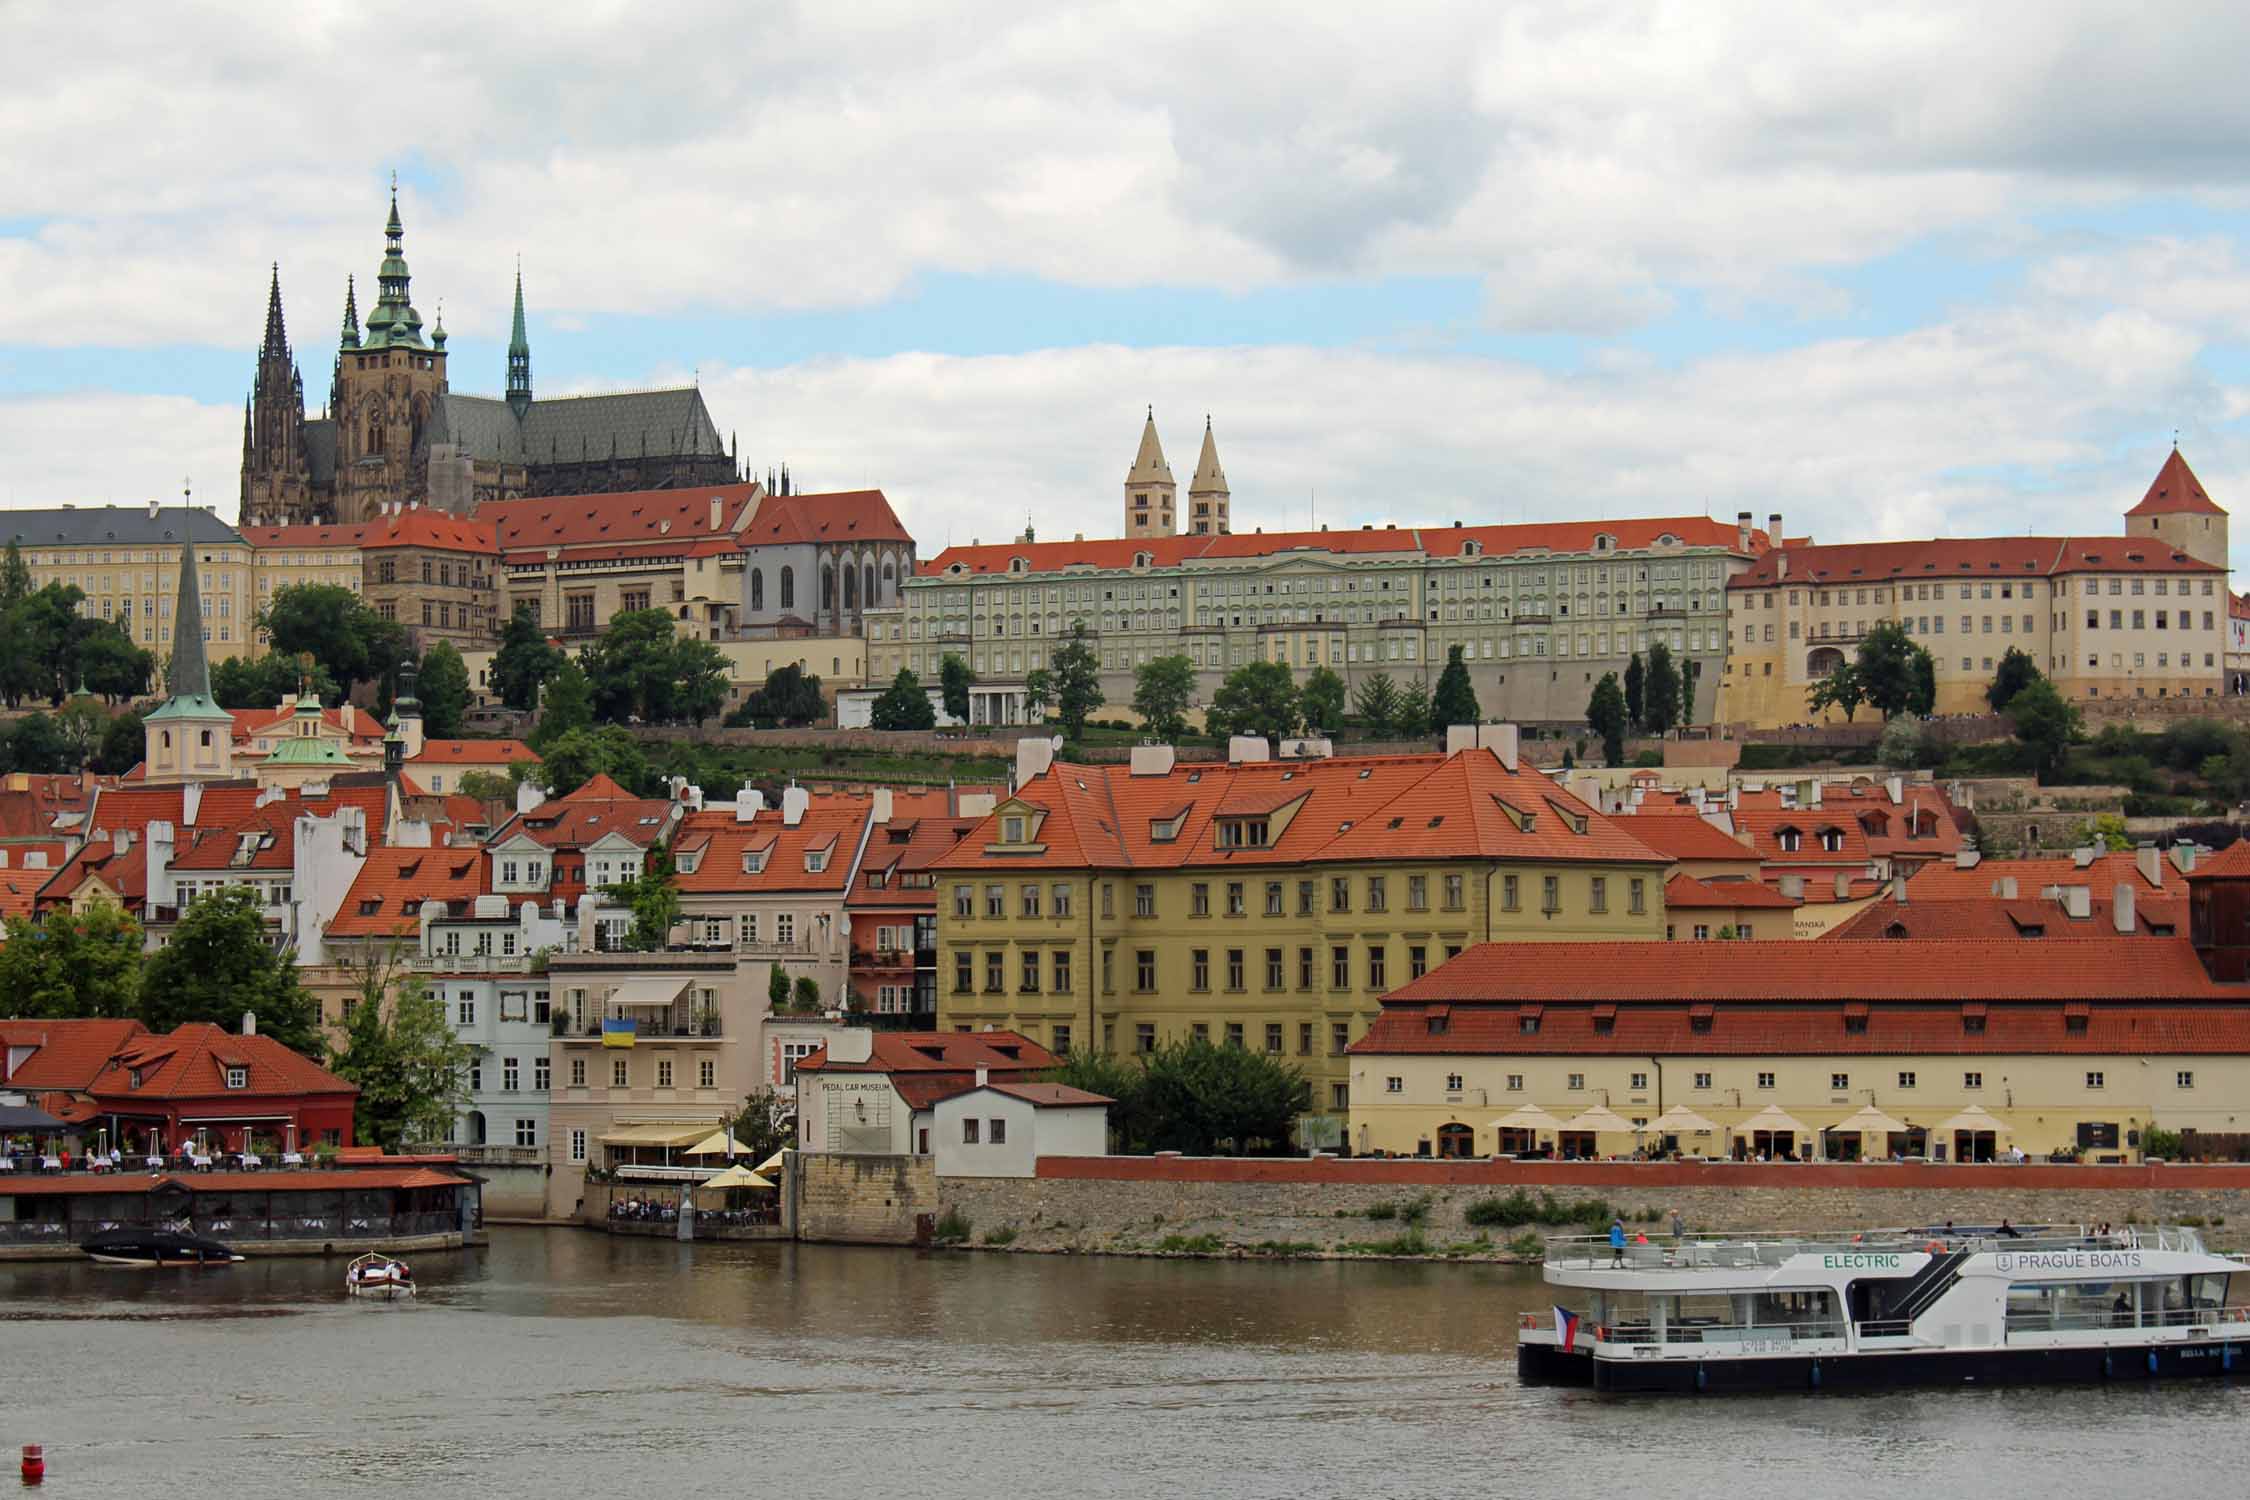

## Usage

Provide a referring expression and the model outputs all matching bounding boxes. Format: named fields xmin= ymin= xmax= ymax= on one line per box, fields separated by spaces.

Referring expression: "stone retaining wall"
xmin=790 ymin=1153 xmax=937 ymax=1244
xmin=931 ymin=1158 xmax=2250 ymax=1258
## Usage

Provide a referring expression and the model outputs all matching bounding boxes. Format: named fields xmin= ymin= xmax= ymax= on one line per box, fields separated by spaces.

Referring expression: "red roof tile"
xmin=795 ymin=1030 xmax=1057 ymax=1075
xmin=408 ymin=739 xmax=539 ymax=766
xmin=744 ymin=490 xmax=911 ymax=547
xmin=240 ymin=523 xmax=373 ymax=548
xmin=2126 ymin=449 xmax=2224 ymax=517
xmin=0 ymin=1019 xmax=148 ymax=1090
xmin=91 ymin=1023 xmax=353 ymax=1103
xmin=1824 ymin=892 xmax=2184 ymax=940
xmin=1663 ymin=874 xmax=1800 ymax=910
xmin=1613 ymin=812 xmax=1755 ymax=862
xmin=1729 ymin=532 xmax=2220 ymax=589
xmin=1385 ymin=936 xmax=2229 ymax=1004
xmin=671 ymin=798 xmax=870 ymax=894
xmin=356 ymin=508 xmax=499 ymax=554
xmin=479 ymin=483 xmax=760 ymax=561
xmin=2188 ymin=842 xmax=2250 ymax=881
xmin=328 ymin=845 xmax=487 ymax=938
xmin=1907 ymin=851 xmax=2184 ymax=901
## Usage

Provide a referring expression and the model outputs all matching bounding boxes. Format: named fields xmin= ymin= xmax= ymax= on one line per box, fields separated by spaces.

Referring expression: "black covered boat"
xmin=79 ymin=1228 xmax=245 ymax=1266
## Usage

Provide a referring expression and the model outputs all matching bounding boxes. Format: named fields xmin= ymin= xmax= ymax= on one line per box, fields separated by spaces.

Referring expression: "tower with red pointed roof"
xmin=2126 ymin=446 xmax=2227 ymax=569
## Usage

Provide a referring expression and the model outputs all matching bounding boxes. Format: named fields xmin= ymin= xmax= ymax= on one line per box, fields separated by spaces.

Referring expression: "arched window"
xmin=1436 ymin=1122 xmax=1475 ymax=1159
xmin=882 ymin=559 xmax=897 ymax=594
xmin=864 ymin=563 xmax=876 ymax=606
xmin=750 ymin=570 xmax=764 ymax=611
xmin=843 ymin=566 xmax=858 ymax=612
xmin=779 ymin=567 xmax=794 ymax=610
xmin=822 ymin=566 xmax=835 ymax=610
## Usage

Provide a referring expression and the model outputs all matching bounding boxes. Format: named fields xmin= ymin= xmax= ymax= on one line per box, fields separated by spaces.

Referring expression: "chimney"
xmin=1781 ymin=874 xmax=1805 ymax=899
xmin=241 ymin=1010 xmax=256 ymax=1037
xmin=1885 ymin=776 xmax=1903 ymax=804
xmin=1445 ymin=724 xmax=1478 ymax=757
xmin=516 ymin=780 xmax=544 ymax=815
xmin=1227 ymin=735 xmax=1272 ymax=764
xmin=1768 ymin=513 xmax=1783 ymax=547
xmin=1129 ymin=744 xmax=1177 ymax=777
xmin=2114 ymin=882 xmax=2136 ymax=934
xmin=828 ymin=1029 xmax=873 ymax=1064
xmin=871 ymin=787 xmax=893 ymax=824
xmin=1891 ymin=871 xmax=1908 ymax=905
xmin=1999 ymin=876 xmax=2019 ymax=900
xmin=2062 ymin=885 xmax=2091 ymax=919
xmin=782 ymin=785 xmax=810 ymax=827
xmin=2171 ymin=844 xmax=2197 ymax=875
xmin=182 ymin=782 xmax=204 ymax=825
xmin=1736 ymin=511 xmax=1752 ymax=552
xmin=975 ymin=1065 xmax=989 ymax=1088
xmin=1479 ymin=723 xmax=1521 ymax=773
xmin=736 ymin=786 xmax=765 ymax=822
xmin=2072 ymin=845 xmax=2098 ymax=868
xmin=1955 ymin=849 xmax=1980 ymax=870
xmin=2136 ymin=842 xmax=2162 ymax=888
xmin=710 ymin=495 xmax=723 ymax=532
xmin=1834 ymin=872 xmax=1850 ymax=900
xmin=1014 ymin=736 xmax=1059 ymax=787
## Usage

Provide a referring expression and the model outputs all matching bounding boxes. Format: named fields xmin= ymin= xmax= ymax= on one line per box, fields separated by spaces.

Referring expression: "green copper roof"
xmin=506 ymin=267 xmax=532 ymax=417
xmin=263 ymin=733 xmax=355 ymax=766
xmin=362 ymin=185 xmax=428 ymax=352
xmin=340 ymin=275 xmax=361 ymax=350
xmin=145 ymin=505 xmax=230 ymax=725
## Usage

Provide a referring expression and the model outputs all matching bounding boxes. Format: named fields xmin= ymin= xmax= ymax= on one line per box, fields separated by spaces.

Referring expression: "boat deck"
xmin=1543 ymin=1224 xmax=2211 ymax=1271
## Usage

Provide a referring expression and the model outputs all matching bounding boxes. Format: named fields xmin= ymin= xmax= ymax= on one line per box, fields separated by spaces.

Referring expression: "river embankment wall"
xmin=926 ymin=1157 xmax=2250 ymax=1257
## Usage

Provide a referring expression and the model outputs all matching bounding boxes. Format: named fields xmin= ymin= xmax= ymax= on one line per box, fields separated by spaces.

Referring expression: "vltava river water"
xmin=2 ymin=1227 xmax=2240 ymax=1497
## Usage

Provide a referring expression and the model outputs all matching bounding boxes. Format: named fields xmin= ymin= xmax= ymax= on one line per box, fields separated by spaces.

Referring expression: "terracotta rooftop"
xmin=1663 ymin=874 xmax=1800 ymax=910
xmin=794 ymin=1029 xmax=1057 ymax=1075
xmin=2126 ymin=449 xmax=2224 ymax=518
xmin=88 ymin=1023 xmax=355 ymax=1102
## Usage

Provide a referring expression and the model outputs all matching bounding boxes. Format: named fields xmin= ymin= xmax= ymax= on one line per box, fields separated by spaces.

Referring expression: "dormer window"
xmin=804 ymin=847 xmax=830 ymax=873
xmin=1818 ymin=827 xmax=1844 ymax=853
xmin=128 ymin=1068 xmax=143 ymax=1089
xmin=1215 ymin=816 xmax=1269 ymax=849
xmin=224 ymin=1066 xmax=248 ymax=1089
xmin=742 ymin=846 xmax=770 ymax=875
xmin=1003 ymin=815 xmax=1026 ymax=843
xmin=1776 ymin=827 xmax=1803 ymax=853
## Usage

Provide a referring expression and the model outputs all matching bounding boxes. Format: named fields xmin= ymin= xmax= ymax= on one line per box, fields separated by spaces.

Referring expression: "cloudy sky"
xmin=7 ymin=1 xmax=2250 ymax=569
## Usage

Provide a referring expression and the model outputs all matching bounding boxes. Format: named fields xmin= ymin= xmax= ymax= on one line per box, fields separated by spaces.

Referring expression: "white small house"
xmin=927 ymin=1079 xmax=1111 ymax=1178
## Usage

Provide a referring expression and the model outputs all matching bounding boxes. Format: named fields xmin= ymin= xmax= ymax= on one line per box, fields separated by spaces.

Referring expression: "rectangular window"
xmin=1506 ymin=1073 xmax=1525 ymax=1092
xmin=1191 ymin=882 xmax=1210 ymax=916
xmin=1541 ymin=875 xmax=1560 ymax=914
xmin=1297 ymin=879 xmax=1316 ymax=916
xmin=1330 ymin=877 xmax=1351 ymax=913
xmin=1831 ymin=1072 xmax=1849 ymax=1091
xmin=1589 ymin=876 xmax=1607 ymax=913
xmin=2086 ymin=1071 xmax=2105 ymax=1090
xmin=1225 ymin=1022 xmax=1244 ymax=1049
xmin=699 ymin=1059 xmax=715 ymax=1089
xmin=1136 ymin=1023 xmax=1155 ymax=1054
xmin=1332 ymin=946 xmax=1351 ymax=989
xmin=1366 ymin=876 xmax=1387 ymax=913
xmin=1226 ymin=882 xmax=1245 ymax=916
xmin=1331 ymin=1021 xmax=1350 ymax=1056
xmin=954 ymin=952 xmax=973 ymax=993
xmin=656 ymin=1059 xmax=673 ymax=1088
xmin=1051 ymin=950 xmax=1071 ymax=994
xmin=569 ymin=1057 xmax=586 ymax=1087
xmin=1897 ymin=1071 xmax=1916 ymax=1089
xmin=1135 ymin=883 xmax=1156 ymax=917
xmin=503 ymin=1058 xmax=519 ymax=1092
xmin=1443 ymin=873 xmax=1464 ymax=910
xmin=963 ymin=1118 xmax=980 ymax=1145
xmin=1020 ymin=950 xmax=1041 ymax=994
xmin=990 ymin=1118 xmax=1007 ymax=1145
xmin=1052 ymin=884 xmax=1072 ymax=917
xmin=1021 ymin=884 xmax=1041 ymax=918
xmin=1226 ymin=948 xmax=1245 ymax=990
xmin=456 ymin=998 xmax=476 ymax=1026
xmin=1298 ymin=1022 xmax=1313 ymax=1056
xmin=1628 ymin=878 xmax=1645 ymax=915
xmin=1963 ymin=1071 xmax=1982 ymax=1090
xmin=2178 ymin=1070 xmax=2196 ymax=1089
xmin=1566 ymin=1072 xmax=1585 ymax=1091
xmin=570 ymin=1129 xmax=587 ymax=1163
xmin=1136 ymin=950 xmax=1156 ymax=990
xmin=1408 ymin=945 xmax=1427 ymax=980
xmin=611 ymin=1056 xmax=628 ymax=1088
xmin=1264 ymin=1022 xmax=1283 ymax=1054
xmin=1384 ymin=1076 xmax=1403 ymax=1095
xmin=1367 ymin=945 xmax=1386 ymax=991
xmin=1264 ymin=881 xmax=1284 ymax=916
xmin=953 ymin=885 xmax=974 ymax=919
xmin=1692 ymin=1071 xmax=1712 ymax=1089
xmin=1264 ymin=948 xmax=1284 ymax=990
xmin=1502 ymin=874 xmax=1519 ymax=911
xmin=1191 ymin=949 xmax=1210 ymax=990
xmin=985 ymin=884 xmax=1005 ymax=918
xmin=1406 ymin=874 xmax=1427 ymax=911
xmin=1756 ymin=1071 xmax=1775 ymax=1089
xmin=516 ymin=1118 xmax=537 ymax=1148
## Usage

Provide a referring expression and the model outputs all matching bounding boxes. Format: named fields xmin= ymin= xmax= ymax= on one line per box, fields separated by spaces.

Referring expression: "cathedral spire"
xmin=168 ymin=502 xmax=211 ymax=701
xmin=260 ymin=264 xmax=289 ymax=361
xmin=506 ymin=262 xmax=533 ymax=419
xmin=340 ymin=274 xmax=360 ymax=350
xmin=363 ymin=176 xmax=427 ymax=350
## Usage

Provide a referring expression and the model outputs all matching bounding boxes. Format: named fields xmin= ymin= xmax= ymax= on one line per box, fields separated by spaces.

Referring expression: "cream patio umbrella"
xmin=1562 ymin=1105 xmax=1639 ymax=1136
xmin=1828 ymin=1105 xmax=1907 ymax=1163
xmin=1649 ymin=1104 xmax=1720 ymax=1135
xmin=1736 ymin=1104 xmax=1814 ymax=1157
xmin=684 ymin=1130 xmax=754 ymax=1158
xmin=1488 ymin=1104 xmax=1560 ymax=1132
xmin=1936 ymin=1104 xmax=2012 ymax=1162
xmin=754 ymin=1151 xmax=789 ymax=1176
xmin=696 ymin=1164 xmax=777 ymax=1193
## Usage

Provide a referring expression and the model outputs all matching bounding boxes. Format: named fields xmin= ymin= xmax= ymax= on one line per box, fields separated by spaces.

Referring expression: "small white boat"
xmin=345 ymin=1252 xmax=416 ymax=1299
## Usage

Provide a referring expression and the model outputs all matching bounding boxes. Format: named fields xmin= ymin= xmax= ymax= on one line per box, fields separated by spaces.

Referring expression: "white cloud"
xmin=0 ymin=394 xmax=239 ymax=515
xmin=11 ymin=2 xmax=2250 ymax=348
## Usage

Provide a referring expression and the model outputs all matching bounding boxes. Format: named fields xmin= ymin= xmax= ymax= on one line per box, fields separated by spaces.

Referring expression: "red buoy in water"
xmin=20 ymin=1444 xmax=44 ymax=1485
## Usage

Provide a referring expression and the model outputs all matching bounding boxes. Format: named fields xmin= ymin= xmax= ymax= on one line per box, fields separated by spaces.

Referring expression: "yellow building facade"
xmin=932 ymin=735 xmax=1671 ymax=1139
xmin=4 ymin=504 xmax=256 ymax=666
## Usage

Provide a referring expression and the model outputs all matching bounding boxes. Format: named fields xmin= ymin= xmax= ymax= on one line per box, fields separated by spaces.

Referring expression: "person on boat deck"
xmin=2114 ymin=1292 xmax=2133 ymax=1325
xmin=1997 ymin=1219 xmax=2023 ymax=1238
xmin=1669 ymin=1208 xmax=1685 ymax=1242
xmin=1609 ymin=1218 xmax=1627 ymax=1265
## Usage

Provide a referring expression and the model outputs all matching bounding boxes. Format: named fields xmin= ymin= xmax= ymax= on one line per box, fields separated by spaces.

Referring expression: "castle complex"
xmin=240 ymin=186 xmax=738 ymax=526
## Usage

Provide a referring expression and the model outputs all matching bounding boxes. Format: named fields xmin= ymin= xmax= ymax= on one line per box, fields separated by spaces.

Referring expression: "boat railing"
xmin=1596 ymin=1319 xmax=1847 ymax=1346
xmin=1542 ymin=1226 xmax=2171 ymax=1269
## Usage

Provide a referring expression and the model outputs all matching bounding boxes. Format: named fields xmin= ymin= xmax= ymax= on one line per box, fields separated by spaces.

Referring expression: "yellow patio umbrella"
xmin=1936 ymin=1105 xmax=2011 ymax=1137
xmin=1735 ymin=1104 xmax=1813 ymax=1150
xmin=754 ymin=1150 xmax=789 ymax=1175
xmin=1649 ymin=1104 xmax=1720 ymax=1136
xmin=684 ymin=1130 xmax=754 ymax=1157
xmin=1834 ymin=1105 xmax=1906 ymax=1137
xmin=1488 ymin=1104 xmax=1560 ymax=1132
xmin=1561 ymin=1105 xmax=1640 ymax=1136
xmin=697 ymin=1164 xmax=776 ymax=1193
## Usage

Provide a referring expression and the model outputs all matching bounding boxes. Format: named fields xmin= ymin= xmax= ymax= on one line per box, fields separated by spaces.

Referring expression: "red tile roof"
xmin=240 ymin=523 xmax=373 ymax=548
xmin=1386 ymin=937 xmax=2230 ymax=1004
xmin=1729 ymin=533 xmax=2220 ymax=589
xmin=36 ymin=839 xmax=149 ymax=909
xmin=328 ymin=845 xmax=487 ymax=938
xmin=2127 ymin=449 xmax=2224 ymax=517
xmin=0 ymin=1019 xmax=148 ymax=1090
xmin=932 ymin=748 xmax=1665 ymax=875
xmin=1823 ymin=892 xmax=2183 ymax=940
xmin=356 ymin=507 xmax=498 ymax=554
xmin=90 ymin=1023 xmax=354 ymax=1102
xmin=1906 ymin=851 xmax=2184 ymax=901
xmin=743 ymin=489 xmax=911 ymax=547
xmin=923 ymin=515 xmax=1762 ymax=578
xmin=985 ymin=1082 xmax=1111 ymax=1108
xmin=409 ymin=739 xmax=539 ymax=766
xmin=1663 ymin=874 xmax=1800 ymax=910
xmin=795 ymin=1029 xmax=1057 ymax=1075
xmin=1613 ymin=812 xmax=1755 ymax=862
xmin=670 ymin=799 xmax=870 ymax=895
xmin=498 ymin=777 xmax=676 ymax=851
xmin=229 ymin=703 xmax=384 ymax=745
xmin=478 ymin=483 xmax=760 ymax=562
xmin=2188 ymin=841 xmax=2250 ymax=881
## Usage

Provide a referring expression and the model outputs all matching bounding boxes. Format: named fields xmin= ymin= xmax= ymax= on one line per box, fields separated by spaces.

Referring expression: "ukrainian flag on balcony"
xmin=601 ymin=1018 xmax=638 ymax=1048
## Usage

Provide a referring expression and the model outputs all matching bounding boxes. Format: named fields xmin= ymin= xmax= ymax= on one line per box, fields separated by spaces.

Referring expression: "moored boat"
xmin=345 ymin=1252 xmax=416 ymax=1298
xmin=79 ymin=1228 xmax=244 ymax=1267
xmin=1519 ymin=1223 xmax=2249 ymax=1393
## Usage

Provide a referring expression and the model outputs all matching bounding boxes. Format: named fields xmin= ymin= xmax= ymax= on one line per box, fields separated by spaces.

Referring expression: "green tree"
xmin=13 ymin=584 xmax=86 ymax=704
xmin=1432 ymin=644 xmax=1480 ymax=729
xmin=1021 ymin=666 xmax=1053 ymax=722
xmin=603 ymin=839 xmax=681 ymax=950
xmin=532 ymin=659 xmax=594 ymax=749
xmin=259 ymin=582 xmax=383 ymax=688
xmin=455 ymin=769 xmax=514 ymax=806
xmin=1136 ymin=1037 xmax=1312 ymax=1155
xmin=74 ymin=622 xmax=154 ymax=702
xmin=581 ymin=608 xmax=686 ymax=722
xmin=1806 ymin=661 xmax=1866 ymax=722
xmin=1394 ymin=676 xmax=1432 ymax=739
xmin=1854 ymin=621 xmax=1919 ymax=720
xmin=139 ymin=887 xmax=322 ymax=1057
xmin=767 ymin=962 xmax=790 ymax=1012
xmin=870 ymin=668 xmax=937 ymax=730
xmin=1046 ymin=1050 xmax=1152 ymax=1154
xmin=0 ymin=541 xmax=30 ymax=609
xmin=939 ymin=653 xmax=975 ymax=726
xmin=1131 ymin=653 xmax=1197 ymax=743
xmin=327 ymin=955 xmax=471 ymax=1150
xmin=1681 ymin=660 xmax=1699 ymax=727
xmin=54 ymin=697 xmax=108 ymax=768
xmin=1586 ymin=672 xmax=1629 ymax=767
xmin=211 ymin=652 xmax=341 ymax=711
xmin=1208 ymin=660 xmax=1300 ymax=745
xmin=792 ymin=975 xmax=822 ymax=1012
xmin=491 ymin=606 xmax=563 ymax=712
xmin=671 ymin=637 xmax=732 ymax=724
xmin=1052 ymin=621 xmax=1105 ymax=741
xmin=1876 ymin=716 xmax=1924 ymax=770
xmin=1623 ymin=653 xmax=1645 ymax=726
xmin=1352 ymin=671 xmax=1402 ymax=737
xmin=731 ymin=663 xmax=825 ymax=726
xmin=527 ymin=725 xmax=649 ymax=798
xmin=1986 ymin=646 xmax=2043 ymax=714
xmin=726 ymin=1086 xmax=796 ymax=1164
xmin=2076 ymin=811 xmax=2132 ymax=852
xmin=1300 ymin=665 xmax=1347 ymax=734
xmin=1908 ymin=646 xmax=1939 ymax=718
xmin=94 ymin=709 xmax=145 ymax=775
xmin=2008 ymin=677 xmax=2082 ymax=781
xmin=416 ymin=642 xmax=471 ymax=738
xmin=3 ymin=713 xmax=77 ymax=773
xmin=0 ymin=903 xmax=143 ymax=1019
xmin=1641 ymin=642 xmax=1681 ymax=736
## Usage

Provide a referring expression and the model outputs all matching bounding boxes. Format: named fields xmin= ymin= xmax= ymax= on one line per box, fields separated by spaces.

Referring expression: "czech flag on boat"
xmin=1554 ymin=1305 xmax=1581 ymax=1352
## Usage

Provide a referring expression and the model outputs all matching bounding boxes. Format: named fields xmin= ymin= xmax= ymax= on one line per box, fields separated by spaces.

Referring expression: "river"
xmin=1 ymin=1227 xmax=2238 ymax=1497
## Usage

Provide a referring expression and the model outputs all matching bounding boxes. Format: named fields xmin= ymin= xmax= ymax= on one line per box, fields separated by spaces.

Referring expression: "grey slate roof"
xmin=0 ymin=505 xmax=246 ymax=549
xmin=435 ymin=387 xmax=724 ymax=468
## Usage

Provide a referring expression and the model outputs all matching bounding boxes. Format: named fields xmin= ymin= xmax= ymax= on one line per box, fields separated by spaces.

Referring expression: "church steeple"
xmin=1187 ymin=415 xmax=1230 ymax=536
xmin=143 ymin=497 xmax=235 ymax=784
xmin=1123 ymin=407 xmax=1176 ymax=539
xmin=242 ymin=267 xmax=309 ymax=525
xmin=340 ymin=274 xmax=360 ymax=350
xmin=260 ymin=264 xmax=289 ymax=361
xmin=506 ymin=263 xmax=533 ymax=419
xmin=363 ymin=176 xmax=427 ymax=350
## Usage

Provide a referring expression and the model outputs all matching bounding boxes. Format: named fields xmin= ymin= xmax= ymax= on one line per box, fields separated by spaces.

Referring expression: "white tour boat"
xmin=1519 ymin=1223 xmax=2248 ymax=1393
xmin=345 ymin=1252 xmax=416 ymax=1299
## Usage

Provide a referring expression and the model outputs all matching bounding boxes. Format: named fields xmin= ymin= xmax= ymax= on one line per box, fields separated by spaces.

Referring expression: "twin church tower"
xmin=1124 ymin=409 xmax=1231 ymax=539
xmin=240 ymin=184 xmax=737 ymax=526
